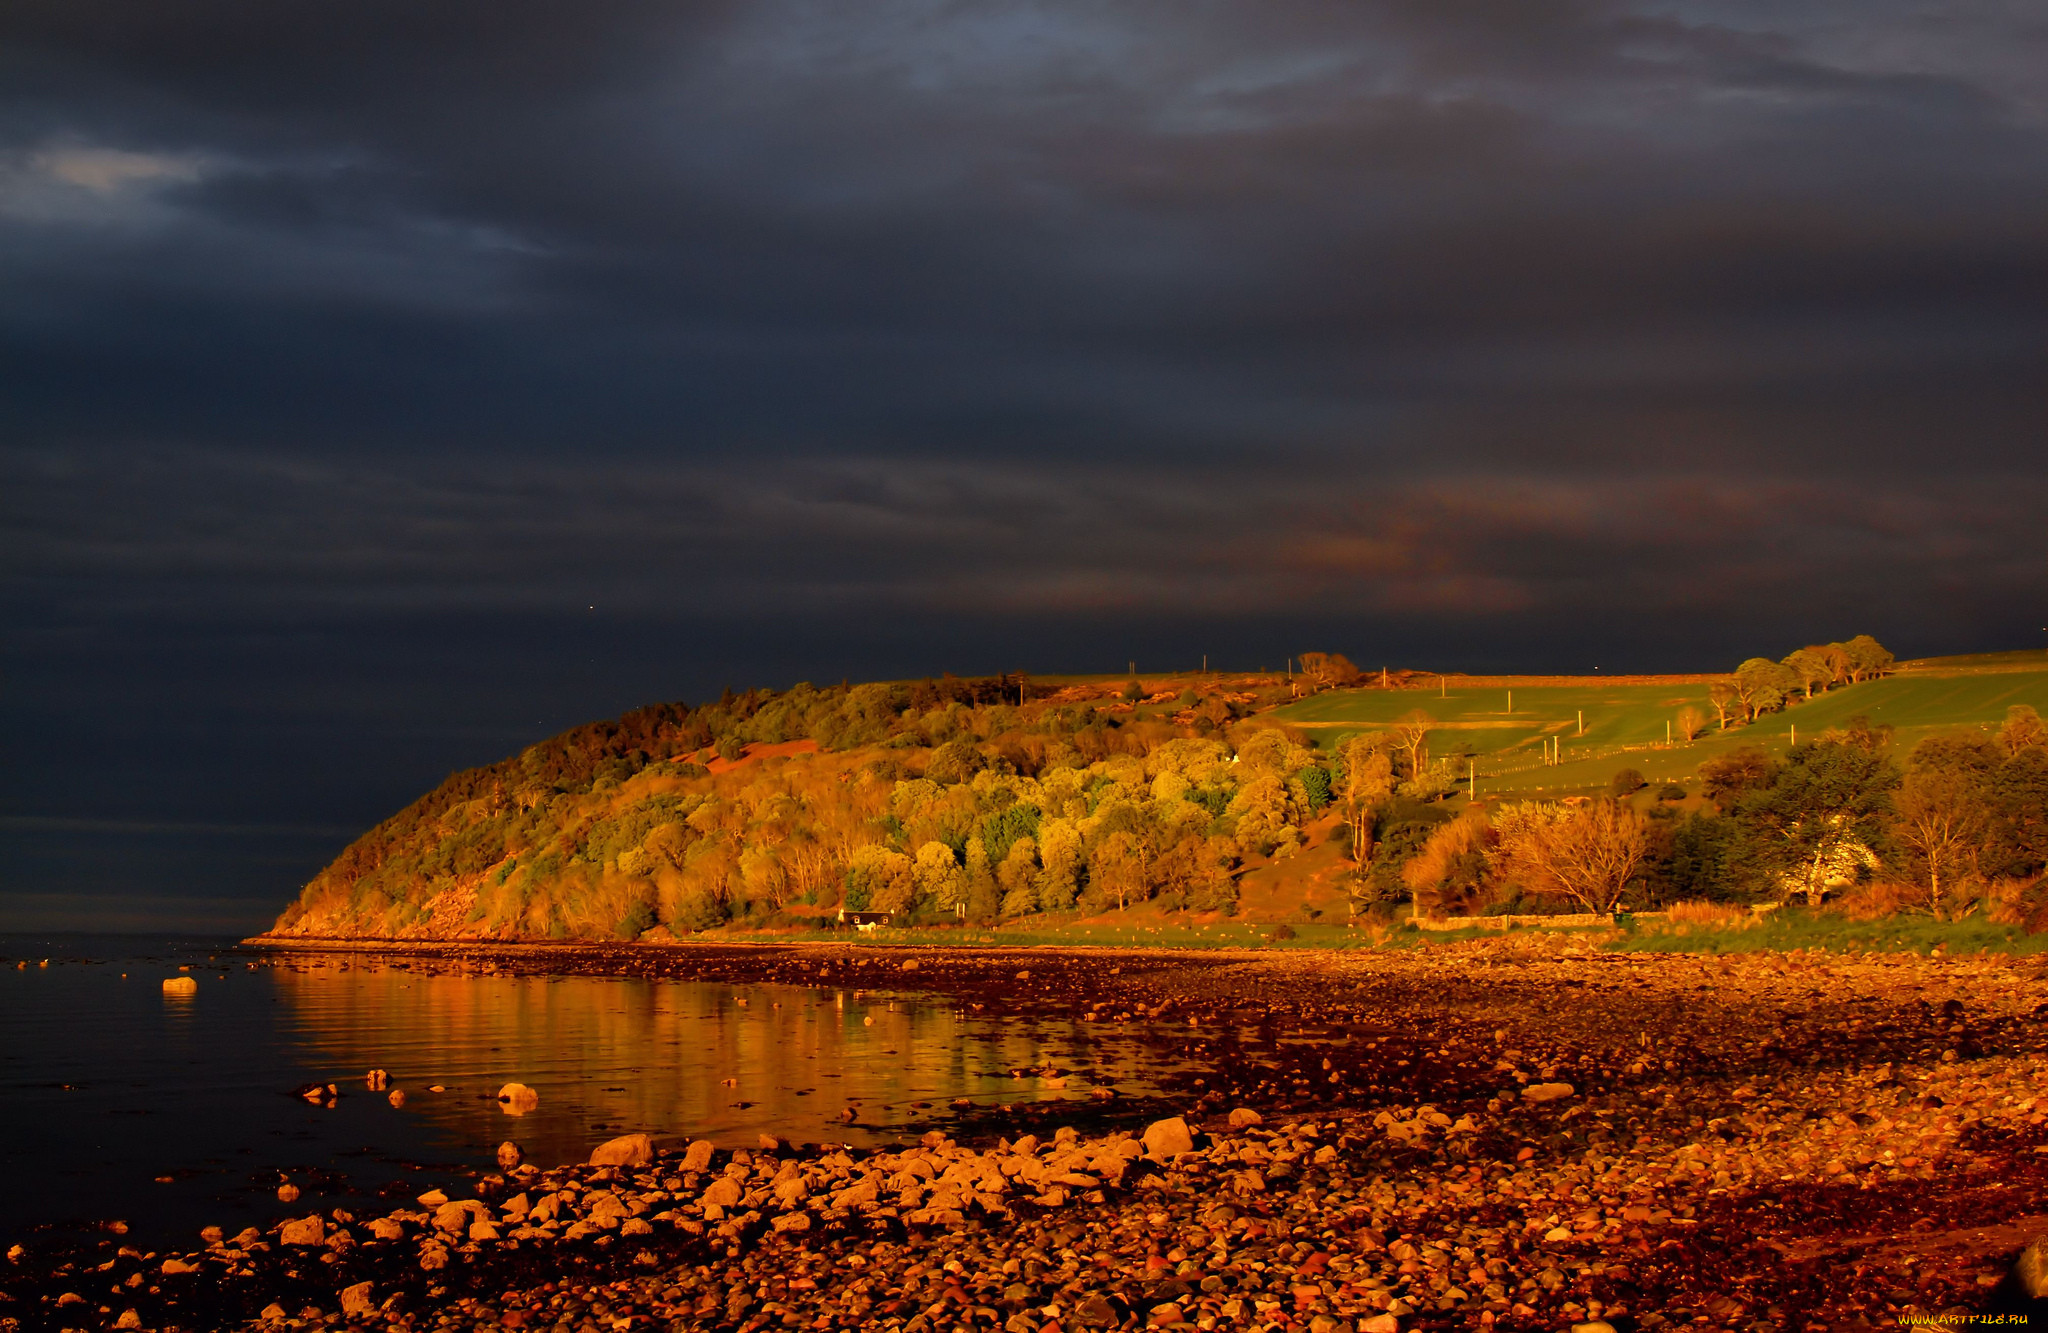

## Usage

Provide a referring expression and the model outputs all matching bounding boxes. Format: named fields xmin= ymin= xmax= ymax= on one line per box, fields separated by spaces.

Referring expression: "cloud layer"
xmin=5 ymin=0 xmax=2048 ymax=920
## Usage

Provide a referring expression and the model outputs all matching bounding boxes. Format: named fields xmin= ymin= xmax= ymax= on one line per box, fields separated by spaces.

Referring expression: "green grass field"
xmin=1607 ymin=905 xmax=2048 ymax=957
xmin=1270 ymin=662 xmax=2048 ymax=796
xmin=716 ymin=920 xmax=1395 ymax=951
xmin=715 ymin=909 xmax=2044 ymax=957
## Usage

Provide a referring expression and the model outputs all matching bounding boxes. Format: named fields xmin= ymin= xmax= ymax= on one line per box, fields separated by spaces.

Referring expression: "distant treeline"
xmin=1706 ymin=634 xmax=1895 ymax=729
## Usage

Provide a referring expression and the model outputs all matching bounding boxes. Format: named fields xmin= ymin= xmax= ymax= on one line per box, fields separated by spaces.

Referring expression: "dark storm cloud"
xmin=5 ymin=0 xmax=2048 ymax=924
xmin=5 ymin=0 xmax=2044 ymax=462
xmin=9 ymin=444 xmax=2042 ymax=631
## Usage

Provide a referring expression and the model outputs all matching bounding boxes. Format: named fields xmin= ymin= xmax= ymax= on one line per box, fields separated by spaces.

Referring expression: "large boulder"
xmin=1521 ymin=1082 xmax=1576 ymax=1104
xmin=340 ymin=1282 xmax=376 ymax=1318
xmin=1142 ymin=1117 xmax=1195 ymax=1161
xmin=278 ymin=1215 xmax=325 ymax=1246
xmin=497 ymin=1083 xmax=539 ymax=1114
xmin=433 ymin=1200 xmax=488 ymax=1235
xmin=589 ymin=1132 xmax=653 ymax=1167
xmin=681 ymin=1139 xmax=716 ymax=1172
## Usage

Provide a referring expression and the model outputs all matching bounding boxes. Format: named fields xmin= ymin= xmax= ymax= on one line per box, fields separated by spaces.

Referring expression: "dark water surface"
xmin=0 ymin=935 xmax=1186 ymax=1249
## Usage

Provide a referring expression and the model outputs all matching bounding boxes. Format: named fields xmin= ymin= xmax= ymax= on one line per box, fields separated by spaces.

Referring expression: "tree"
xmin=1842 ymin=635 xmax=1895 ymax=682
xmin=1389 ymin=711 xmax=1432 ymax=778
xmin=963 ymin=837 xmax=1000 ymax=920
xmin=1699 ymin=748 xmax=1778 ymax=810
xmin=925 ymin=739 xmax=985 ymax=784
xmin=913 ymin=841 xmax=966 ymax=912
xmin=1337 ymin=736 xmax=1395 ymax=862
xmin=1999 ymin=705 xmax=2048 ymax=758
xmin=1402 ymin=813 xmax=1492 ymax=916
xmin=1818 ymin=714 xmax=1893 ymax=753
xmin=847 ymin=845 xmax=916 ymax=913
xmin=1397 ymin=757 xmax=1461 ymax=802
xmin=1903 ymin=729 xmax=2048 ymax=891
xmin=1815 ymin=642 xmax=1853 ymax=687
xmin=1892 ymin=765 xmax=1985 ymax=920
xmin=1733 ymin=658 xmax=1796 ymax=723
xmin=1091 ymin=830 xmax=1148 ymax=910
xmin=997 ymin=836 xmax=1039 ymax=917
xmin=1674 ymin=705 xmax=1707 ymax=743
xmin=1035 ymin=820 xmax=1082 ymax=911
xmin=1707 ymin=682 xmax=1739 ymax=731
xmin=1493 ymin=800 xmax=1649 ymax=914
xmin=1985 ymin=745 xmax=2048 ymax=881
xmin=1782 ymin=648 xmax=1831 ymax=701
xmin=1236 ymin=728 xmax=1309 ymax=774
xmin=1294 ymin=655 xmax=1359 ymax=692
xmin=1293 ymin=763 xmax=1333 ymax=812
xmin=1226 ymin=773 xmax=1291 ymax=856
xmin=1735 ymin=739 xmax=1898 ymax=907
xmin=1666 ymin=811 xmax=1746 ymax=902
xmin=738 ymin=844 xmax=788 ymax=906
xmin=1297 ymin=653 xmax=1360 ymax=689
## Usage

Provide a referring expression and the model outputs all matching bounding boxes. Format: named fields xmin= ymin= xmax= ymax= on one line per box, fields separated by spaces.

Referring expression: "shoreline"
xmin=5 ymin=938 xmax=2046 ymax=1330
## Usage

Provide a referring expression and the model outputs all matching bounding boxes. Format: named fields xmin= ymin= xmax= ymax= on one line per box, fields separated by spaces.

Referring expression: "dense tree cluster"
xmin=1708 ymin=634 xmax=1893 ymax=730
xmin=276 ymin=674 xmax=1358 ymax=939
xmin=1386 ymin=706 xmax=2048 ymax=925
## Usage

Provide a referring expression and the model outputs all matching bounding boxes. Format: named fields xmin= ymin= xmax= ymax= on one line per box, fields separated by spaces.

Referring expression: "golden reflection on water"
xmin=266 ymin=964 xmax=1160 ymax=1168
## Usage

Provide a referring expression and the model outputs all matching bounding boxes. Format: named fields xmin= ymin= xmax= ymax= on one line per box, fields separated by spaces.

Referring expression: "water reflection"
xmin=267 ymin=962 xmax=1177 ymax=1169
xmin=0 ymin=943 xmax=1195 ymax=1246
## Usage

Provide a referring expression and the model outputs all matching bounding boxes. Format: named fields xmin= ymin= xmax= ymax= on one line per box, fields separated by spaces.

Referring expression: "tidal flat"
xmin=5 ymin=935 xmax=2046 ymax=1332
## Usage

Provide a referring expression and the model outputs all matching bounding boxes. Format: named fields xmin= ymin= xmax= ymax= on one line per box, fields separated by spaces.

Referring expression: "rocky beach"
xmin=5 ymin=934 xmax=2048 ymax=1332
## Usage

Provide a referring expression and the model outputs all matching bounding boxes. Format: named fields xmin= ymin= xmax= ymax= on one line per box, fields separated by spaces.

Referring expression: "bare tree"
xmin=1389 ymin=710 xmax=1433 ymax=779
xmin=1494 ymin=800 xmax=1649 ymax=914
xmin=1707 ymin=682 xmax=1739 ymax=731
xmin=1893 ymin=766 xmax=1985 ymax=921
xmin=1297 ymin=652 xmax=1361 ymax=689
xmin=1674 ymin=705 xmax=1707 ymax=742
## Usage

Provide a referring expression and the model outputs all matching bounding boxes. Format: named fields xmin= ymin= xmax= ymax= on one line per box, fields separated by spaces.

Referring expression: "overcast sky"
xmin=5 ymin=0 xmax=2046 ymax=930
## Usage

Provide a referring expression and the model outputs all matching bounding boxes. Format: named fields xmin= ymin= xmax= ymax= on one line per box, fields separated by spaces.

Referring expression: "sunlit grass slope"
xmin=1271 ymin=662 xmax=2048 ymax=795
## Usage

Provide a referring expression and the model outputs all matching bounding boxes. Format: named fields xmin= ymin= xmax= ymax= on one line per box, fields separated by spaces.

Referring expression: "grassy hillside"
xmin=265 ymin=644 xmax=2048 ymax=944
xmin=1274 ymin=664 xmax=2048 ymax=797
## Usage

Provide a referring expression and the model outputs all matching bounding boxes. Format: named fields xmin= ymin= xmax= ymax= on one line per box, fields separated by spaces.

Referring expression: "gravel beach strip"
xmin=6 ymin=935 xmax=2048 ymax=1331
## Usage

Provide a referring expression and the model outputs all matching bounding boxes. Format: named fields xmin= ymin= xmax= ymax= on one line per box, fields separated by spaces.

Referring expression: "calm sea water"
xmin=0 ymin=935 xmax=1184 ymax=1250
